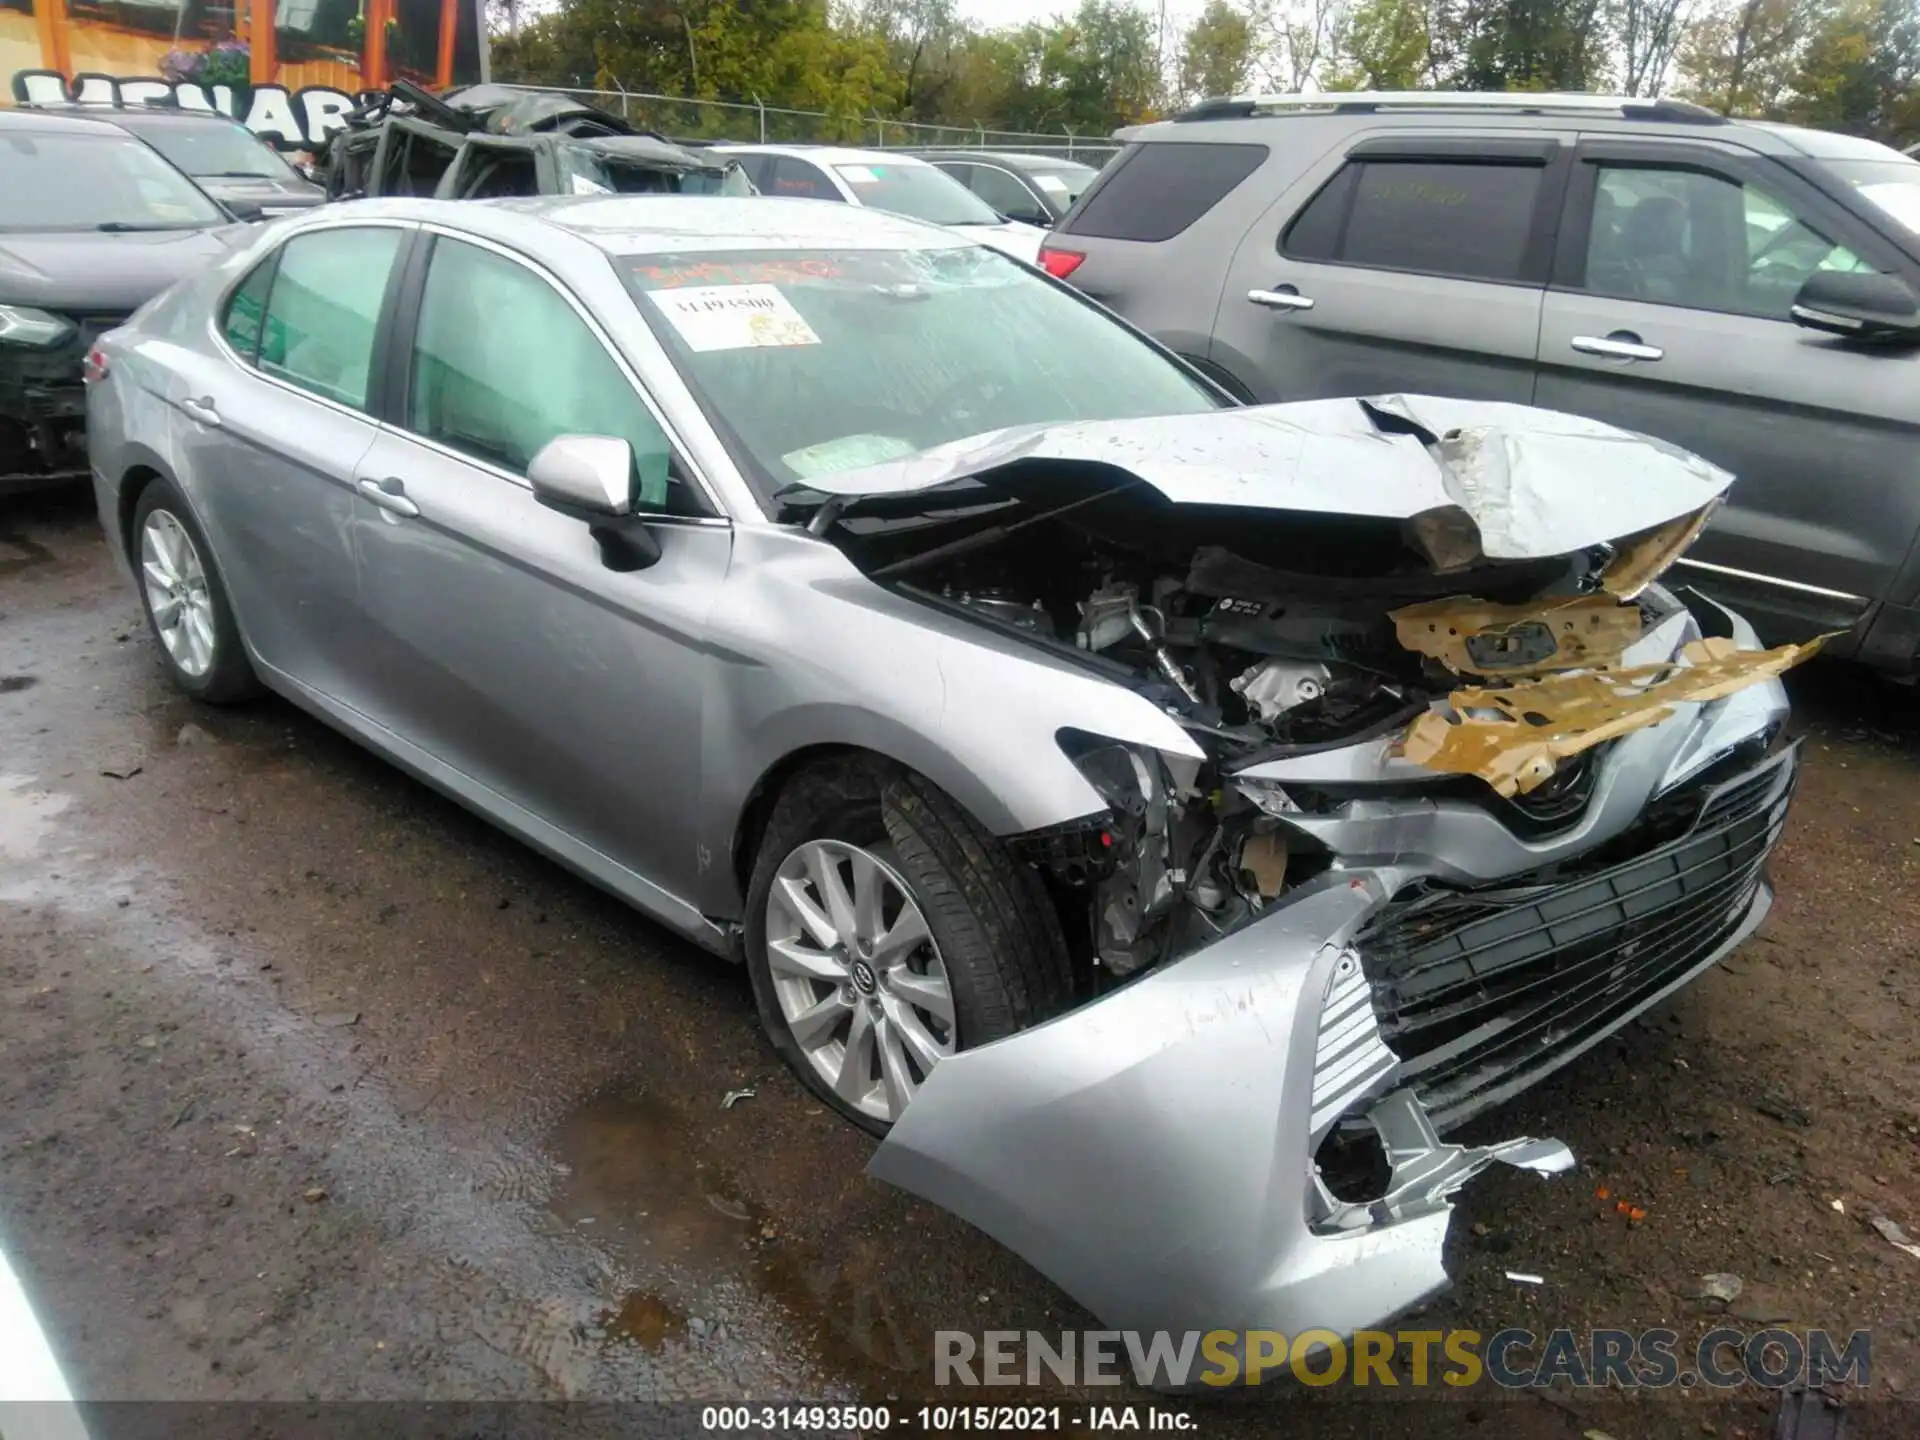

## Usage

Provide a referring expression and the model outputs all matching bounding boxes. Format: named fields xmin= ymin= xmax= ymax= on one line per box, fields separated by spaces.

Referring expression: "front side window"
xmin=0 ymin=130 xmax=228 ymax=232
xmin=408 ymin=237 xmax=679 ymax=510
xmin=622 ymin=246 xmax=1222 ymax=503
xmin=256 ymin=226 xmax=402 ymax=409
xmin=966 ymin=165 xmax=1041 ymax=220
xmin=1285 ymin=159 xmax=1543 ymax=283
xmin=832 ymin=161 xmax=1001 ymax=226
xmin=1584 ymin=164 xmax=1868 ymax=318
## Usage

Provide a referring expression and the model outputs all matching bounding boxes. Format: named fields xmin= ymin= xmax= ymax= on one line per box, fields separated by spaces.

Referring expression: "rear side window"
xmin=770 ymin=157 xmax=839 ymax=201
xmin=1283 ymin=160 xmax=1543 ymax=283
xmin=221 ymin=256 xmax=275 ymax=361
xmin=256 ymin=227 xmax=402 ymax=410
xmin=1060 ymin=141 xmax=1268 ymax=242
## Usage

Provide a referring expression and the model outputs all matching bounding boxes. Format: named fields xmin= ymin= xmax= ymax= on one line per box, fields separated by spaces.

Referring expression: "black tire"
xmin=130 ymin=478 xmax=262 ymax=704
xmin=744 ymin=755 xmax=1074 ymax=1136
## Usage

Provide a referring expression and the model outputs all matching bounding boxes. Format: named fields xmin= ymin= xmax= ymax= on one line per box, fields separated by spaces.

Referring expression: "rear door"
xmin=345 ymin=230 xmax=733 ymax=900
xmin=1214 ymin=133 xmax=1567 ymax=404
xmin=1535 ymin=136 xmax=1920 ymax=638
xmin=166 ymin=222 xmax=407 ymax=703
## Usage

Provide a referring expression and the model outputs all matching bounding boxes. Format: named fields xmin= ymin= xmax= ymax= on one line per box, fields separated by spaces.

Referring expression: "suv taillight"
xmin=82 ymin=347 xmax=109 ymax=384
xmin=1039 ymin=246 xmax=1085 ymax=279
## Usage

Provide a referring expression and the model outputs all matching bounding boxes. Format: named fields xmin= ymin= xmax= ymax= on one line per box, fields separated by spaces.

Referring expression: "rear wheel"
xmin=132 ymin=479 xmax=261 ymax=704
xmin=744 ymin=757 xmax=1073 ymax=1135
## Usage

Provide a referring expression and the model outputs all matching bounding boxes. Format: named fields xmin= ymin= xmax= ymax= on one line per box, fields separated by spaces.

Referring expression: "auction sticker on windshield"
xmin=646 ymin=284 xmax=821 ymax=351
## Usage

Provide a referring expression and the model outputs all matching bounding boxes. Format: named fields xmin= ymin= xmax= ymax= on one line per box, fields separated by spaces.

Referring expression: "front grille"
xmin=1356 ymin=741 xmax=1798 ymax=1130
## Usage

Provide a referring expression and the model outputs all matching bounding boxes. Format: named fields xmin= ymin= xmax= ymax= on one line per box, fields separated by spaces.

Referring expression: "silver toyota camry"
xmin=86 ymin=195 xmax=1812 ymax=1350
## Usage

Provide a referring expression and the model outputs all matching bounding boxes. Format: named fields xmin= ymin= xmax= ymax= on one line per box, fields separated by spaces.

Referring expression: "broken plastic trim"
xmin=1312 ymin=1088 xmax=1574 ymax=1234
xmin=1401 ymin=633 xmax=1829 ymax=797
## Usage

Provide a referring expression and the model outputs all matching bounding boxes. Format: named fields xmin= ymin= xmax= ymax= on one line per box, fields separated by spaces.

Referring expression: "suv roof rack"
xmin=1174 ymin=91 xmax=1726 ymax=125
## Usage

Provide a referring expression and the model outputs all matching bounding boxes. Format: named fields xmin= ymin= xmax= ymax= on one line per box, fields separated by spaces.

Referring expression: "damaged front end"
xmin=799 ymin=396 xmax=1812 ymax=1347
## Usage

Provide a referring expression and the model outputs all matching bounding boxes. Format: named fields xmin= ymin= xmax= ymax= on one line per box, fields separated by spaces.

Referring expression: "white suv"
xmin=717 ymin=144 xmax=1046 ymax=263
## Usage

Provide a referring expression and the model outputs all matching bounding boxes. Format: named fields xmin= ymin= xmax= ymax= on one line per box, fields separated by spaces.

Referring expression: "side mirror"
xmin=528 ymin=434 xmax=660 ymax=572
xmin=1790 ymin=270 xmax=1920 ymax=344
xmin=1007 ymin=207 xmax=1051 ymax=228
xmin=224 ymin=198 xmax=267 ymax=223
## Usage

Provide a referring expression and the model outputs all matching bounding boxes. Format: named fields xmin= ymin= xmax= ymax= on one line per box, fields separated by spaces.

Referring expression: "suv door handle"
xmin=357 ymin=476 xmax=420 ymax=518
xmin=1571 ymin=332 xmax=1664 ymax=362
xmin=1248 ymin=286 xmax=1314 ymax=312
xmin=180 ymin=396 xmax=221 ymax=427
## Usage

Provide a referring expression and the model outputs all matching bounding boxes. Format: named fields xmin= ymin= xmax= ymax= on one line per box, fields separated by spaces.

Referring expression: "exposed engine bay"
xmin=796 ymin=398 xmax=1825 ymax=983
xmin=816 ymin=483 xmax=1823 ymax=982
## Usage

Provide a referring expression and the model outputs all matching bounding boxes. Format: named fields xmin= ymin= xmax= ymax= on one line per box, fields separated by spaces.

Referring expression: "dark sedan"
xmin=915 ymin=150 xmax=1104 ymax=227
xmin=63 ymin=106 xmax=327 ymax=220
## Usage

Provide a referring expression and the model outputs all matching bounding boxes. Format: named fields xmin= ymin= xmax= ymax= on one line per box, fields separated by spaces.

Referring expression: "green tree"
xmin=1675 ymin=0 xmax=1809 ymax=114
xmin=1326 ymin=0 xmax=1433 ymax=87
xmin=1178 ymin=0 xmax=1256 ymax=103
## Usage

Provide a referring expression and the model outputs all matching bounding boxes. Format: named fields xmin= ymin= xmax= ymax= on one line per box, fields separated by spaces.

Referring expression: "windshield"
xmin=557 ymin=145 xmax=754 ymax=196
xmin=832 ymin=162 xmax=1002 ymax=226
xmin=115 ymin=117 xmax=298 ymax=180
xmin=0 ymin=130 xmax=228 ymax=230
xmin=622 ymin=246 xmax=1222 ymax=502
xmin=1827 ymin=158 xmax=1920 ymax=238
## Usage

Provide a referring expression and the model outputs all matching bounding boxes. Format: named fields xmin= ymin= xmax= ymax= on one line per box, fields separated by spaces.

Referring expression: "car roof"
xmin=717 ymin=144 xmax=935 ymax=168
xmin=1122 ymin=95 xmax=1852 ymax=158
xmin=0 ymin=105 xmax=156 ymax=136
xmin=314 ymin=194 xmax=972 ymax=256
xmin=921 ymin=151 xmax=1097 ymax=170
xmin=10 ymin=102 xmax=248 ymax=130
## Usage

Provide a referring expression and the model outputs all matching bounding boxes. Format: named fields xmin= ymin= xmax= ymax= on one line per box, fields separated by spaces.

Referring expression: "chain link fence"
xmin=492 ymin=83 xmax=1120 ymax=161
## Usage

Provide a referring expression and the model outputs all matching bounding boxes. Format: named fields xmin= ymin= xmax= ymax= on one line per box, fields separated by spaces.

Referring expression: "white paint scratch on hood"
xmin=794 ymin=395 xmax=1734 ymax=560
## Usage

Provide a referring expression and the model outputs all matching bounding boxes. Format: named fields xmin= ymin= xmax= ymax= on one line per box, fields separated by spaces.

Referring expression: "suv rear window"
xmin=1282 ymin=159 xmax=1543 ymax=282
xmin=1059 ymin=141 xmax=1267 ymax=242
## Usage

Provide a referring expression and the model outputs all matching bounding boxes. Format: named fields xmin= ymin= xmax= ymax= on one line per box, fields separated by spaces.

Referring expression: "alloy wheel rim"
xmin=139 ymin=510 xmax=216 ymax=678
xmin=765 ymin=838 xmax=955 ymax=1124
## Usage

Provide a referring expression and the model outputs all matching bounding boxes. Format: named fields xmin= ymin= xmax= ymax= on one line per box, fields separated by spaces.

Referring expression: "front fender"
xmin=687 ymin=524 xmax=1205 ymax=920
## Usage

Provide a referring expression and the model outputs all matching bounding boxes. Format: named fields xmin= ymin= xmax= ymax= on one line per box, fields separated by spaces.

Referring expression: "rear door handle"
xmin=180 ymin=396 xmax=221 ymax=427
xmin=1571 ymin=332 xmax=1664 ymax=362
xmin=1248 ymin=286 xmax=1314 ymax=312
xmin=356 ymin=476 xmax=420 ymax=518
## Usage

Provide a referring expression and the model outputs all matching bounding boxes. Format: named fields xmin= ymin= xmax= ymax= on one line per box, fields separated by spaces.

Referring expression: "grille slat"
xmin=1357 ymin=741 xmax=1798 ymax=1128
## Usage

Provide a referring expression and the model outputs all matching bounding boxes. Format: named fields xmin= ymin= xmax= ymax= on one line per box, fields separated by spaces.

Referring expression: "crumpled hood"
xmin=0 ymin=226 xmax=252 ymax=311
xmin=794 ymin=394 xmax=1734 ymax=562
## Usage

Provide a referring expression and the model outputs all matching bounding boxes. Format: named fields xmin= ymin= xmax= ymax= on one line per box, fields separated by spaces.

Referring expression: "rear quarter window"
xmin=1059 ymin=141 xmax=1268 ymax=242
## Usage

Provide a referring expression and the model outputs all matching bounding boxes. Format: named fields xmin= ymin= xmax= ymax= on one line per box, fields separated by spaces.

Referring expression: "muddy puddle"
xmin=548 ymin=1090 xmax=931 ymax=1397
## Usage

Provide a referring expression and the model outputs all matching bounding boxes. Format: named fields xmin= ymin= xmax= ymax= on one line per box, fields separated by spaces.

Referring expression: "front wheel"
xmin=131 ymin=478 xmax=261 ymax=704
xmin=744 ymin=757 xmax=1073 ymax=1135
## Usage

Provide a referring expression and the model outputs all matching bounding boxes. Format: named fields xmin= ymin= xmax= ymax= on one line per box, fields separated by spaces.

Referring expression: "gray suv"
xmin=1043 ymin=91 xmax=1920 ymax=674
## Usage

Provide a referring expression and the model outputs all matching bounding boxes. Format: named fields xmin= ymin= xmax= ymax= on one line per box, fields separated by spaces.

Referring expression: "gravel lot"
xmin=2 ymin=486 xmax=1915 ymax=1439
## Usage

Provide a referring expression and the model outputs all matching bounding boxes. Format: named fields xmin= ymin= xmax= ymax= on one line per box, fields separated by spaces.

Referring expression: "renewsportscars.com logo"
xmin=934 ymin=1327 xmax=1873 ymax=1390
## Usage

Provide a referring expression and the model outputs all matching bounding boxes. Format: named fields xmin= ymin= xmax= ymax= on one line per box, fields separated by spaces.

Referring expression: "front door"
xmin=1214 ymin=134 xmax=1565 ymax=405
xmin=1535 ymin=138 xmax=1920 ymax=639
xmin=346 ymin=232 xmax=733 ymax=902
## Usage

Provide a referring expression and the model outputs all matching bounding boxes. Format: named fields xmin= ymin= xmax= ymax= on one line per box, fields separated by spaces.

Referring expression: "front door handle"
xmin=1248 ymin=285 xmax=1315 ymax=312
xmin=1571 ymin=331 xmax=1664 ymax=362
xmin=356 ymin=476 xmax=420 ymax=518
xmin=180 ymin=395 xmax=221 ymax=427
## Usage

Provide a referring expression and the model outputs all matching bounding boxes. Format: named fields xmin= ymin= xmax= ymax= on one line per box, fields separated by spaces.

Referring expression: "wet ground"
xmin=1 ymin=487 xmax=1917 ymax=1439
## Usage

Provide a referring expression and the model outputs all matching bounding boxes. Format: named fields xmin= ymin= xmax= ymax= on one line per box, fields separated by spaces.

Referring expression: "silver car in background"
xmin=86 ymin=196 xmax=1808 ymax=1348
